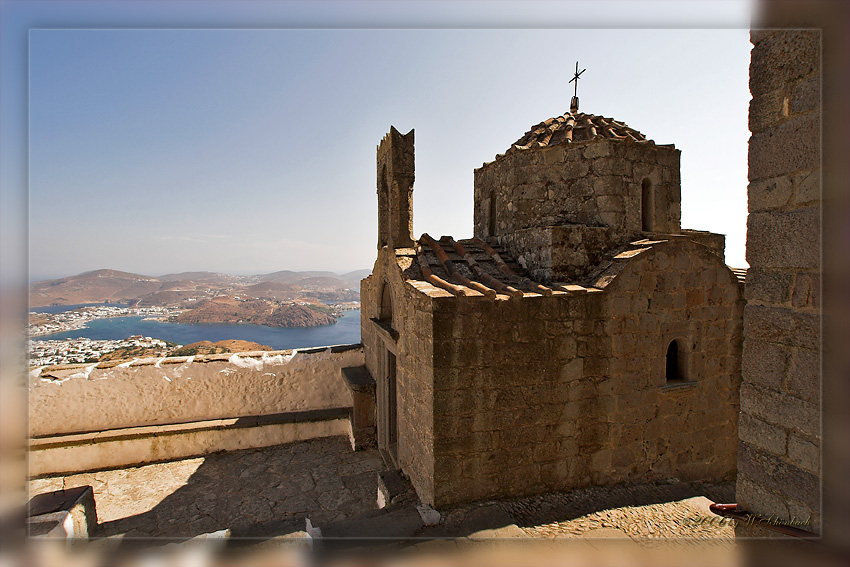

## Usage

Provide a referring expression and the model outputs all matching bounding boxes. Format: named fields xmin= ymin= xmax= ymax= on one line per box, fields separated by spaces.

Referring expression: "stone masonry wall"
xmin=497 ymin=225 xmax=616 ymax=283
xmin=424 ymin=238 xmax=742 ymax=509
xmin=428 ymin=291 xmax=601 ymax=508
xmin=362 ymin=247 xmax=436 ymax=504
xmin=738 ymin=29 xmax=822 ymax=532
xmin=599 ymin=240 xmax=743 ymax=484
xmin=473 ymin=139 xmax=681 ymax=244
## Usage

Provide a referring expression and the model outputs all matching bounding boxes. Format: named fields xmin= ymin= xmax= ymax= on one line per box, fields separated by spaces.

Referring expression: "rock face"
xmin=175 ymin=298 xmax=337 ymax=328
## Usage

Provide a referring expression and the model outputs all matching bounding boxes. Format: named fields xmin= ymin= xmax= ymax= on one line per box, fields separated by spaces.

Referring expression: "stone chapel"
xmin=359 ymin=105 xmax=745 ymax=509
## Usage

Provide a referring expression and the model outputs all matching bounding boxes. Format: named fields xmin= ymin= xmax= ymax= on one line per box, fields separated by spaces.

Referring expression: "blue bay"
xmin=36 ymin=309 xmax=362 ymax=351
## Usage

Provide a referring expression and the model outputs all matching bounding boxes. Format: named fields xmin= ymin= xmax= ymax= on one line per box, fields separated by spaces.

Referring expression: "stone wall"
xmin=600 ymin=240 xmax=743 ymax=484
xmin=429 ymin=292 xmax=595 ymax=507
xmin=738 ymin=29 xmax=822 ymax=533
xmin=422 ymin=239 xmax=741 ymax=508
xmin=29 ymin=345 xmax=362 ymax=437
xmin=496 ymin=225 xmax=615 ymax=283
xmin=473 ymin=139 xmax=681 ymax=245
xmin=361 ymin=247 xmax=436 ymax=504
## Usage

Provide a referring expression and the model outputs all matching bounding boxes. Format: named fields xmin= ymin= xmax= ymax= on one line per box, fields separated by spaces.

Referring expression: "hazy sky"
xmin=2 ymin=1 xmax=755 ymax=282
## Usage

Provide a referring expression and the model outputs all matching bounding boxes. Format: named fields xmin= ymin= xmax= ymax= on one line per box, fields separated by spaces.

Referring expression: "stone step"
xmin=377 ymin=469 xmax=416 ymax=508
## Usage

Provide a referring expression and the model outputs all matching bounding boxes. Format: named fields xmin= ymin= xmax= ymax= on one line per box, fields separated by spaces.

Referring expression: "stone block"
xmin=737 ymin=477 xmax=790 ymax=521
xmin=787 ymin=435 xmax=819 ymax=474
xmin=743 ymin=304 xmax=819 ymax=349
xmin=790 ymin=77 xmax=820 ymax=116
xmin=738 ymin=442 xmax=820 ymax=511
xmin=791 ymin=272 xmax=820 ymax=309
xmin=656 ymin=147 xmax=680 ymax=169
xmin=739 ymin=414 xmax=787 ymax=457
xmin=541 ymin=146 xmax=565 ymax=166
xmin=746 ymin=383 xmax=820 ymax=438
xmin=611 ymin=445 xmax=636 ymax=468
xmin=560 ymin=159 xmax=591 ymax=180
xmin=568 ymin=380 xmax=596 ymax=401
xmin=593 ymin=175 xmax=626 ymax=195
xmin=748 ymin=91 xmax=786 ymax=132
xmin=748 ymin=114 xmax=820 ymax=181
xmin=592 ymin=157 xmax=632 ymax=176
xmin=786 ymin=347 xmax=820 ymax=403
xmin=744 ymin=269 xmax=794 ymax=305
xmin=742 ymin=339 xmax=791 ymax=391
xmin=590 ymin=448 xmax=612 ymax=471
xmin=748 ymin=30 xmax=820 ymax=99
xmin=599 ymin=211 xmax=621 ymax=228
xmin=792 ymin=169 xmax=820 ymax=205
xmin=556 ymin=338 xmax=578 ymax=359
xmin=597 ymin=194 xmax=624 ymax=213
xmin=583 ymin=141 xmax=611 ymax=159
xmin=747 ymin=207 xmax=821 ymax=268
xmin=560 ymin=358 xmax=584 ymax=382
xmin=748 ymin=176 xmax=793 ymax=212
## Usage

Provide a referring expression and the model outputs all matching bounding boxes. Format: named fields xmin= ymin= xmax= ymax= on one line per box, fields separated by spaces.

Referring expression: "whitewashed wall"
xmin=29 ymin=346 xmax=363 ymax=437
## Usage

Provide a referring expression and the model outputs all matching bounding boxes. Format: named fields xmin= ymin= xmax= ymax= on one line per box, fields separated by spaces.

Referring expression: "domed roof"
xmin=504 ymin=112 xmax=654 ymax=156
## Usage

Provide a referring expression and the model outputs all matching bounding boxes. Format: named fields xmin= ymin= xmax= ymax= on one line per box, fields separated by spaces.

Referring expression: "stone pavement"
xmin=29 ymin=435 xmax=738 ymax=550
xmin=28 ymin=436 xmax=384 ymax=540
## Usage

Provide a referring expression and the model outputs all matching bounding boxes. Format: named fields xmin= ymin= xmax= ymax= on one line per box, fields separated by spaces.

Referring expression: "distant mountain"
xmin=29 ymin=268 xmax=368 ymax=309
xmin=29 ymin=270 xmax=162 ymax=307
xmin=156 ymin=271 xmax=226 ymax=281
xmin=257 ymin=270 xmax=341 ymax=283
xmin=339 ymin=269 xmax=372 ymax=284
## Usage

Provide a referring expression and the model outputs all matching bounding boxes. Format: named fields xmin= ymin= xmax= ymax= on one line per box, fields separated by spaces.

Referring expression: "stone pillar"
xmin=376 ymin=126 xmax=415 ymax=249
xmin=738 ymin=28 xmax=821 ymax=535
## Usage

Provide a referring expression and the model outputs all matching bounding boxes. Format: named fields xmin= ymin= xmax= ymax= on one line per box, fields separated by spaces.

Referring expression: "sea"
xmin=33 ymin=306 xmax=362 ymax=351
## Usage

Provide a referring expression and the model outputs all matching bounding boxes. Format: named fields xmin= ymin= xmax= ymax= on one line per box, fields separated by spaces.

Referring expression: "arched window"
xmin=641 ymin=178 xmax=654 ymax=232
xmin=378 ymin=165 xmax=389 ymax=248
xmin=488 ymin=191 xmax=497 ymax=236
xmin=666 ymin=339 xmax=683 ymax=382
xmin=379 ymin=282 xmax=393 ymax=325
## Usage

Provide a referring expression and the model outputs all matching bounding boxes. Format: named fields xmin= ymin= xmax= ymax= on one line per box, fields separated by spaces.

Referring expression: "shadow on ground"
xmin=89 ymin=436 xmax=384 ymax=545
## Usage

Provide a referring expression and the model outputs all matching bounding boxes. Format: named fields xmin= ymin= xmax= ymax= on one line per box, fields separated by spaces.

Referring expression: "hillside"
xmin=174 ymin=297 xmax=337 ymax=328
xmin=29 ymin=269 xmax=162 ymax=307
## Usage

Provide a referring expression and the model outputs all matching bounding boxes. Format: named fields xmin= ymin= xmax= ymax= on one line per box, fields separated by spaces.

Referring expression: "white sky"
xmin=0 ymin=1 xmax=756 ymax=282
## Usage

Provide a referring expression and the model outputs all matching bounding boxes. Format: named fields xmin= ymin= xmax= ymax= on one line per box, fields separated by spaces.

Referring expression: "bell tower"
xmin=376 ymin=126 xmax=415 ymax=249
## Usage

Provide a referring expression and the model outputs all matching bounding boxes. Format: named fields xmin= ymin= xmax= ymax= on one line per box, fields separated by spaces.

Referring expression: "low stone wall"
xmin=29 ymin=344 xmax=363 ymax=437
xmin=29 ymin=409 xmax=351 ymax=477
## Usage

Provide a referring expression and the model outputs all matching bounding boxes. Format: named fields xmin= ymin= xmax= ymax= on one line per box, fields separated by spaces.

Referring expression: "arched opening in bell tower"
xmin=641 ymin=178 xmax=655 ymax=232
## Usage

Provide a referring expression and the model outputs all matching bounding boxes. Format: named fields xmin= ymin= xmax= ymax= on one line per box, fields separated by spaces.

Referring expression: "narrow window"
xmin=641 ymin=178 xmax=654 ymax=232
xmin=666 ymin=340 xmax=681 ymax=382
xmin=488 ymin=191 xmax=497 ymax=236
xmin=379 ymin=283 xmax=393 ymax=325
xmin=378 ymin=165 xmax=389 ymax=248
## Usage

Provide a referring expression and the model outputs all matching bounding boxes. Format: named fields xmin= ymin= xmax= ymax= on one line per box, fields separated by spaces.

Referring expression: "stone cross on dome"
xmin=569 ymin=61 xmax=585 ymax=114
